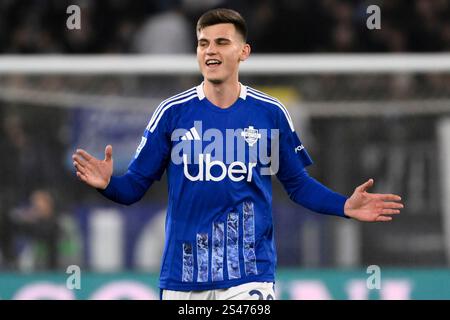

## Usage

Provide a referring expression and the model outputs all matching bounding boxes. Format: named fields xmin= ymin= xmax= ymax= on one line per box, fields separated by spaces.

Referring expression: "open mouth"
xmin=205 ymin=59 xmax=222 ymax=68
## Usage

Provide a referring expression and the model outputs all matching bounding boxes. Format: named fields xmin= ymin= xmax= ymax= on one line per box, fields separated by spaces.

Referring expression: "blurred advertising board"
xmin=1 ymin=269 xmax=449 ymax=300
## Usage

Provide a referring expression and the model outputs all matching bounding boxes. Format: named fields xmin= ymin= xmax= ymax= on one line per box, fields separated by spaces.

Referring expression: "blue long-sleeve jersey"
xmin=100 ymin=83 xmax=348 ymax=291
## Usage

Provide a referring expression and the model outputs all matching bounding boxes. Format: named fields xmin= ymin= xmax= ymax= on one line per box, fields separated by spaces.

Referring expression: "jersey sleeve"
xmin=275 ymin=110 xmax=313 ymax=182
xmin=128 ymin=110 xmax=172 ymax=180
xmin=98 ymin=108 xmax=172 ymax=205
xmin=275 ymin=108 xmax=348 ymax=218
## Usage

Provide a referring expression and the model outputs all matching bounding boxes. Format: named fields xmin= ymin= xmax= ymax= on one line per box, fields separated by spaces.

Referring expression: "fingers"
xmin=73 ymin=148 xmax=94 ymax=178
xmin=356 ymin=179 xmax=374 ymax=193
xmin=76 ymin=171 xmax=88 ymax=183
xmin=374 ymin=201 xmax=403 ymax=216
xmin=75 ymin=148 xmax=93 ymax=162
xmin=376 ymin=216 xmax=392 ymax=222
xmin=377 ymin=201 xmax=404 ymax=209
xmin=72 ymin=154 xmax=88 ymax=167
xmin=375 ymin=206 xmax=402 ymax=222
xmin=74 ymin=161 xmax=88 ymax=175
xmin=369 ymin=193 xmax=402 ymax=202
xmin=105 ymin=145 xmax=113 ymax=162
xmin=381 ymin=209 xmax=401 ymax=215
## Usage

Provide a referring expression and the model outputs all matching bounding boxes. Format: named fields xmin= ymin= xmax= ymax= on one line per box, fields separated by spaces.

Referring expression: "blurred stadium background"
xmin=1 ymin=0 xmax=450 ymax=299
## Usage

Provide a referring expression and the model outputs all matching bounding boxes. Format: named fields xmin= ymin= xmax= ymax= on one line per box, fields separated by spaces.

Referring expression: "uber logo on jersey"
xmin=183 ymin=153 xmax=256 ymax=182
xmin=170 ymin=121 xmax=280 ymax=179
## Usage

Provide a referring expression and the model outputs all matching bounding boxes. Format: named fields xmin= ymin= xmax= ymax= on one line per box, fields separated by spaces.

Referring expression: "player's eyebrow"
xmin=214 ymin=37 xmax=231 ymax=43
xmin=197 ymin=37 xmax=232 ymax=44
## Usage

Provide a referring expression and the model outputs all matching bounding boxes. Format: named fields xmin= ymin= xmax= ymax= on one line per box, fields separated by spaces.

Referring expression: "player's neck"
xmin=203 ymin=80 xmax=240 ymax=109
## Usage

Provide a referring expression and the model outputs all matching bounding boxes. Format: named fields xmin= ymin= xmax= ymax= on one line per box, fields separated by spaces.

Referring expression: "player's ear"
xmin=239 ymin=43 xmax=251 ymax=62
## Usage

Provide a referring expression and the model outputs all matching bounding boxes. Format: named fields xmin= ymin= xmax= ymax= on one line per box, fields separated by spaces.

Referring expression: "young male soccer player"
xmin=72 ymin=8 xmax=404 ymax=300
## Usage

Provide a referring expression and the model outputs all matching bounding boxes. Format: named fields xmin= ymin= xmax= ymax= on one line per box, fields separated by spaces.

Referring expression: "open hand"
xmin=344 ymin=179 xmax=403 ymax=222
xmin=72 ymin=145 xmax=113 ymax=190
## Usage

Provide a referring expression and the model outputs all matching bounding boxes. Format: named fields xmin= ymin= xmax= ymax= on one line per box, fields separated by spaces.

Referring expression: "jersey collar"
xmin=196 ymin=82 xmax=247 ymax=101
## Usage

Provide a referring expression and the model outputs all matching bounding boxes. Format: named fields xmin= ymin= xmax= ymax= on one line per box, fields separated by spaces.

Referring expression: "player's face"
xmin=197 ymin=23 xmax=250 ymax=84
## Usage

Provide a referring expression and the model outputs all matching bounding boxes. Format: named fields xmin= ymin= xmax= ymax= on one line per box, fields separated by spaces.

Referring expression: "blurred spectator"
xmin=1 ymin=112 xmax=55 ymax=196
xmin=332 ymin=23 xmax=356 ymax=52
xmin=0 ymin=112 xmax=29 ymax=269
xmin=0 ymin=108 xmax=73 ymax=270
xmin=9 ymin=189 xmax=82 ymax=271
xmin=0 ymin=0 xmax=449 ymax=54
xmin=132 ymin=6 xmax=193 ymax=54
xmin=11 ymin=190 xmax=59 ymax=271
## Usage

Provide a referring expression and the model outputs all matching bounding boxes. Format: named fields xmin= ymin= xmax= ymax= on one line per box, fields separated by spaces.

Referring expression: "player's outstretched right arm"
xmin=72 ymin=145 xmax=153 ymax=205
xmin=73 ymin=99 xmax=172 ymax=205
xmin=73 ymin=145 xmax=113 ymax=190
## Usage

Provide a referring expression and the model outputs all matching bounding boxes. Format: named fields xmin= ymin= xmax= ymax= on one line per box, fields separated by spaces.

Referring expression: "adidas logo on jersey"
xmin=181 ymin=127 xmax=201 ymax=141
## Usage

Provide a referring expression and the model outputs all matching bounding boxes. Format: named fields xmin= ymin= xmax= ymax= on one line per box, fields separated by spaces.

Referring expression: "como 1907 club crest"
xmin=241 ymin=126 xmax=261 ymax=147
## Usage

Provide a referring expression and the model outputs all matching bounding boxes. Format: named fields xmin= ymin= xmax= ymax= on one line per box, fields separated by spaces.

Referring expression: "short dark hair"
xmin=196 ymin=8 xmax=247 ymax=41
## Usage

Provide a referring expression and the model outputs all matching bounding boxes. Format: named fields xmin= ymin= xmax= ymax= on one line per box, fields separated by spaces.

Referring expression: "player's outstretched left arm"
xmin=344 ymin=179 xmax=403 ymax=222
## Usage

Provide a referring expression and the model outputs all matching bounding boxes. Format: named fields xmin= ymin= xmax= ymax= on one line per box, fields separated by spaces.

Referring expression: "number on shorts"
xmin=249 ymin=289 xmax=274 ymax=300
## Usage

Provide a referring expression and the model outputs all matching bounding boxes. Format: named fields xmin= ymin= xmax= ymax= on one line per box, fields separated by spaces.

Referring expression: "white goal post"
xmin=0 ymin=54 xmax=450 ymax=74
xmin=0 ymin=54 xmax=449 ymax=118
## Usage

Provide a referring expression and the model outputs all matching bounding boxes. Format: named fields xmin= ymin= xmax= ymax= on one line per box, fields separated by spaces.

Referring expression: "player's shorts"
xmin=161 ymin=281 xmax=275 ymax=300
